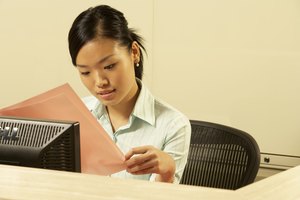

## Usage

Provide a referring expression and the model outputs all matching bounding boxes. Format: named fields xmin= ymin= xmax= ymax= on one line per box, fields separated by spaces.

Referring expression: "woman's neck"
xmin=106 ymin=81 xmax=140 ymax=132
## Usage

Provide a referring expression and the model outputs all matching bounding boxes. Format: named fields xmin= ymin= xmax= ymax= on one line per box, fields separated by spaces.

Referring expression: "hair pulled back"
xmin=68 ymin=5 xmax=146 ymax=79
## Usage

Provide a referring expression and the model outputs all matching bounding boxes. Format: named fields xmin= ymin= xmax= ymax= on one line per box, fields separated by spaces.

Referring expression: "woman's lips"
xmin=97 ymin=89 xmax=116 ymax=100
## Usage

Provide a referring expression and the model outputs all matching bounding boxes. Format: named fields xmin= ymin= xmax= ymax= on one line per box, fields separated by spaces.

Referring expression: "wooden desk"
xmin=0 ymin=164 xmax=240 ymax=200
xmin=238 ymin=164 xmax=300 ymax=200
xmin=1 ymin=164 xmax=299 ymax=200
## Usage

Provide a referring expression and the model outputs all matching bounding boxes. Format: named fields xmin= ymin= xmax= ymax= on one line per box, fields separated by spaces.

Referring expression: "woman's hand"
xmin=125 ymin=145 xmax=175 ymax=183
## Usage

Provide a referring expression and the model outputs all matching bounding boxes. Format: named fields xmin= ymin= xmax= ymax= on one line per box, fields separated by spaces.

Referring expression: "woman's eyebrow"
xmin=77 ymin=54 xmax=114 ymax=68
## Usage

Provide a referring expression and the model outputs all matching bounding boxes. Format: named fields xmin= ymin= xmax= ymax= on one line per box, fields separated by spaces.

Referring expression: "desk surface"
xmin=0 ymin=164 xmax=239 ymax=200
xmin=238 ymin=164 xmax=300 ymax=200
xmin=0 ymin=164 xmax=299 ymax=200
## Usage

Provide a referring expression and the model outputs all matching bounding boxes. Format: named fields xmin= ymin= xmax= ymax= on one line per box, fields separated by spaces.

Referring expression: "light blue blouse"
xmin=82 ymin=79 xmax=191 ymax=183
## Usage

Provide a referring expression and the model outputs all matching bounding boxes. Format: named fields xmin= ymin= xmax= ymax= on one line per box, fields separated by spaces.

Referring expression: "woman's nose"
xmin=95 ymin=73 xmax=108 ymax=88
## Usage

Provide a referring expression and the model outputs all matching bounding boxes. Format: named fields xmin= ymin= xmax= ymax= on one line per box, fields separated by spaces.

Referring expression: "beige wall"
xmin=151 ymin=0 xmax=300 ymax=157
xmin=1 ymin=0 xmax=300 ymax=157
xmin=0 ymin=0 xmax=154 ymax=106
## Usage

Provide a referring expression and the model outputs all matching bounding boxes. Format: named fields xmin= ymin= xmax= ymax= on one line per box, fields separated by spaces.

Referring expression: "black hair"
xmin=68 ymin=5 xmax=146 ymax=79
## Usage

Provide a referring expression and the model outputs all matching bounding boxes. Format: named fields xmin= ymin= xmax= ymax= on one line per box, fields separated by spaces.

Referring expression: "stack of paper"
xmin=0 ymin=83 xmax=125 ymax=175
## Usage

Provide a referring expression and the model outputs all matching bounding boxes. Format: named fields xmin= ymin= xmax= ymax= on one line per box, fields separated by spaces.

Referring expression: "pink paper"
xmin=0 ymin=83 xmax=126 ymax=175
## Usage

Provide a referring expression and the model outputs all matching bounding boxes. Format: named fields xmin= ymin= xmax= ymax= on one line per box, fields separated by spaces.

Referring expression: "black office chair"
xmin=180 ymin=120 xmax=260 ymax=190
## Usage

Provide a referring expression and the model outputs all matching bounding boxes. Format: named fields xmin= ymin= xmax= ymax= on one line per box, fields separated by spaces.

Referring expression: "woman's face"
xmin=76 ymin=38 xmax=140 ymax=108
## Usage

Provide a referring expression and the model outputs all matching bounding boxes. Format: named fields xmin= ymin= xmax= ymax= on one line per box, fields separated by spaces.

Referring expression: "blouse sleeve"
xmin=150 ymin=115 xmax=191 ymax=183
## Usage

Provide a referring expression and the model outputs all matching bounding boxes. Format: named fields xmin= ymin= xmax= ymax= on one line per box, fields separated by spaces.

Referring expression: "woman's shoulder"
xmin=154 ymin=98 xmax=190 ymax=126
xmin=153 ymin=98 xmax=191 ymax=139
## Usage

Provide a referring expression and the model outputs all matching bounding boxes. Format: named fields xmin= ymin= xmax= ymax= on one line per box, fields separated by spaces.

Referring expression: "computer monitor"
xmin=0 ymin=116 xmax=81 ymax=172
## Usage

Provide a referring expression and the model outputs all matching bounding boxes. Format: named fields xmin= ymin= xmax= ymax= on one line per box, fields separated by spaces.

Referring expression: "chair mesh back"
xmin=180 ymin=120 xmax=260 ymax=190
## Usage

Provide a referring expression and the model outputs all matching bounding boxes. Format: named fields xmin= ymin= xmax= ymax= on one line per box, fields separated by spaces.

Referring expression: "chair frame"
xmin=180 ymin=120 xmax=260 ymax=190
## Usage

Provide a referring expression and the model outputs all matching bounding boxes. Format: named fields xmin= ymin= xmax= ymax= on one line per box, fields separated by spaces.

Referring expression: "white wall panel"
xmin=152 ymin=0 xmax=300 ymax=156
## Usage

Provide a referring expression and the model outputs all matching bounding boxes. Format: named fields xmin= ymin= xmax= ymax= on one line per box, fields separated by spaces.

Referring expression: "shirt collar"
xmin=92 ymin=101 xmax=106 ymax=120
xmin=132 ymin=79 xmax=155 ymax=126
xmin=92 ymin=79 xmax=155 ymax=126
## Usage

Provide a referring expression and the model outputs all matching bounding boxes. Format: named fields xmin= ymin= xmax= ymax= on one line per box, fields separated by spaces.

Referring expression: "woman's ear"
xmin=131 ymin=41 xmax=140 ymax=63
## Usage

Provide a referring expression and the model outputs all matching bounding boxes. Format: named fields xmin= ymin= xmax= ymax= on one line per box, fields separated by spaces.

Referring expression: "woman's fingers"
xmin=126 ymin=158 xmax=158 ymax=174
xmin=125 ymin=147 xmax=156 ymax=168
xmin=125 ymin=146 xmax=151 ymax=160
xmin=124 ymin=145 xmax=175 ymax=182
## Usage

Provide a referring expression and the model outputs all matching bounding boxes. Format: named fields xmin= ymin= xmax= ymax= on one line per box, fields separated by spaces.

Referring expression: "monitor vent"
xmin=0 ymin=120 xmax=65 ymax=147
xmin=40 ymin=132 xmax=75 ymax=171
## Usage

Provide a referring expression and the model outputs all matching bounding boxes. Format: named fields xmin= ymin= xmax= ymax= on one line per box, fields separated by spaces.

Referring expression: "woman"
xmin=68 ymin=5 xmax=191 ymax=183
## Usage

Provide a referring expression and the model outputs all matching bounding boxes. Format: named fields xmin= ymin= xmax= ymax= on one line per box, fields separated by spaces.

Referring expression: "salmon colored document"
xmin=0 ymin=83 xmax=126 ymax=175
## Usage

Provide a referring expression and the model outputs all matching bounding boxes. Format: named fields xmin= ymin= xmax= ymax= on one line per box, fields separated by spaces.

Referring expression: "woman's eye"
xmin=80 ymin=71 xmax=90 ymax=76
xmin=104 ymin=64 xmax=115 ymax=70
